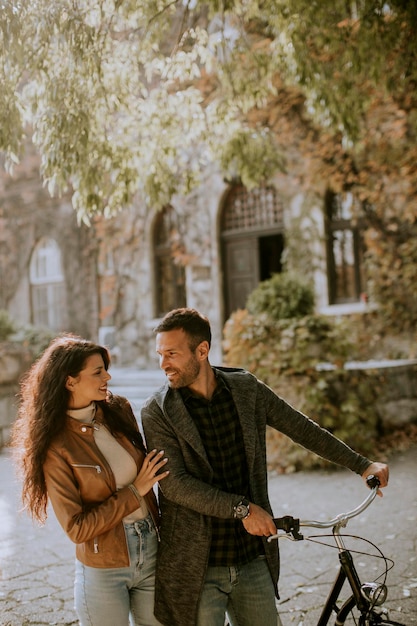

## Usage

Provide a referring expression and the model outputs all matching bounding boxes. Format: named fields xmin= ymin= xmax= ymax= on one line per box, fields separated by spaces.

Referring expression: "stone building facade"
xmin=0 ymin=143 xmax=99 ymax=342
xmin=1 ymin=141 xmax=370 ymax=367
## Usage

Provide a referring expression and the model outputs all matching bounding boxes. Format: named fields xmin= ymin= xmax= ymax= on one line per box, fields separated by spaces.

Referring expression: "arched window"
xmin=29 ymin=238 xmax=66 ymax=330
xmin=153 ymin=206 xmax=186 ymax=317
xmin=325 ymin=191 xmax=366 ymax=304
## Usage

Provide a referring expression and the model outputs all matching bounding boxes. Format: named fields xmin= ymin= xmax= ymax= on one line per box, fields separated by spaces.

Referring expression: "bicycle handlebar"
xmin=268 ymin=474 xmax=380 ymax=542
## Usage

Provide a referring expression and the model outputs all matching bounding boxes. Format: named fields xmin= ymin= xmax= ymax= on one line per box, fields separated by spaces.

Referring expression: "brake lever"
xmin=273 ymin=516 xmax=304 ymax=541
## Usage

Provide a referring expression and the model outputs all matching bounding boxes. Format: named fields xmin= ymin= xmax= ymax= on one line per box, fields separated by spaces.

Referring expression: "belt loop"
xmin=129 ymin=512 xmax=153 ymax=536
xmin=133 ymin=514 xmax=152 ymax=535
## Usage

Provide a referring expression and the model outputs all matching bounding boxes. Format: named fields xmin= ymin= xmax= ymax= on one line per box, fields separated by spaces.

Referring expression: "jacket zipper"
xmin=71 ymin=464 xmax=102 ymax=552
xmin=71 ymin=463 xmax=102 ymax=473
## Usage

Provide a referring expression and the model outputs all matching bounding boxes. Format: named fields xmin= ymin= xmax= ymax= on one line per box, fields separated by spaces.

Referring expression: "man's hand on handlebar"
xmin=362 ymin=462 xmax=389 ymax=497
xmin=241 ymin=503 xmax=277 ymax=537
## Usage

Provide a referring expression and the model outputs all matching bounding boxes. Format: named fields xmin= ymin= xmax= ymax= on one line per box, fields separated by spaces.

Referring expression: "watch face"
xmin=235 ymin=504 xmax=249 ymax=519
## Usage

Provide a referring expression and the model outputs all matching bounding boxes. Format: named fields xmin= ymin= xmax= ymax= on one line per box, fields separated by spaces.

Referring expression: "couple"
xmin=13 ymin=307 xmax=389 ymax=626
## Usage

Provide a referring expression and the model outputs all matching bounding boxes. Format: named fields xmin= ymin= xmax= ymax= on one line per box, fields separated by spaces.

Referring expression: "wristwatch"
xmin=233 ymin=498 xmax=250 ymax=520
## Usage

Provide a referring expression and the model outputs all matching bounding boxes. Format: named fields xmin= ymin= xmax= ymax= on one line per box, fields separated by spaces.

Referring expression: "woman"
xmin=12 ymin=334 xmax=169 ymax=626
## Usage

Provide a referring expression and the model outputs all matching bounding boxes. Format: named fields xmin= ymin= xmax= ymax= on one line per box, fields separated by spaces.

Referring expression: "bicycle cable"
xmin=303 ymin=532 xmax=395 ymax=585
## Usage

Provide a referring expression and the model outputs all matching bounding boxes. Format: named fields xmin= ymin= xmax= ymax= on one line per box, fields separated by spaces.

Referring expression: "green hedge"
xmin=0 ymin=309 xmax=56 ymax=359
xmin=246 ymin=272 xmax=315 ymax=320
xmin=222 ymin=309 xmax=383 ymax=472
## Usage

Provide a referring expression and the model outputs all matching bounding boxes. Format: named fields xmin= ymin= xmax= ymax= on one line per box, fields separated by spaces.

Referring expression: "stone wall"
xmin=0 ymin=343 xmax=33 ymax=449
xmin=344 ymin=359 xmax=417 ymax=429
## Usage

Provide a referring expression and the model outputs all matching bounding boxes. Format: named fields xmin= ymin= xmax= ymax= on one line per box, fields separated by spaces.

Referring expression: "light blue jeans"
xmin=74 ymin=515 xmax=162 ymax=626
xmin=197 ymin=555 xmax=283 ymax=626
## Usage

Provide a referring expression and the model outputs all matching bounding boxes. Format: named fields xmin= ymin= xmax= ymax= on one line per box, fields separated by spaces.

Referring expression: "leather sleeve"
xmin=43 ymin=444 xmax=143 ymax=544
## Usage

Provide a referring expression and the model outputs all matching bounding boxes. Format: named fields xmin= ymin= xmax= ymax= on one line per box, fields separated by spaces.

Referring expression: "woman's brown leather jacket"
xmin=43 ymin=400 xmax=160 ymax=568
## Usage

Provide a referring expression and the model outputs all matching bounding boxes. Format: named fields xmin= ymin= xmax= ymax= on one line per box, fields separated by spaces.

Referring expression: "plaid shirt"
xmin=180 ymin=373 xmax=263 ymax=566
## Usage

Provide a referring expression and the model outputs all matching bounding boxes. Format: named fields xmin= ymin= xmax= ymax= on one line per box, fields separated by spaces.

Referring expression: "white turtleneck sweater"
xmin=68 ymin=403 xmax=148 ymax=522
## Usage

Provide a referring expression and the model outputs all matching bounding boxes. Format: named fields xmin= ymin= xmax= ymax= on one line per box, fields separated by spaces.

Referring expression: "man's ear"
xmin=197 ymin=341 xmax=210 ymax=360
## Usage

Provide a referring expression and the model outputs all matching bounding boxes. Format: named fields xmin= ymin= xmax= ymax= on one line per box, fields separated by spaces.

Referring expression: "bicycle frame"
xmin=269 ymin=476 xmax=405 ymax=625
xmin=317 ymin=537 xmax=385 ymax=625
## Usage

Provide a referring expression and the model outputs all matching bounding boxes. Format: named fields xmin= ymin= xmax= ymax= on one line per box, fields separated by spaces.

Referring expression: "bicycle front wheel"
xmin=334 ymin=595 xmax=406 ymax=625
xmin=334 ymin=594 xmax=357 ymax=625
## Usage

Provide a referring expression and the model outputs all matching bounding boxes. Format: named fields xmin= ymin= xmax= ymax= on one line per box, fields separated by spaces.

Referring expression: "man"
xmin=141 ymin=308 xmax=389 ymax=626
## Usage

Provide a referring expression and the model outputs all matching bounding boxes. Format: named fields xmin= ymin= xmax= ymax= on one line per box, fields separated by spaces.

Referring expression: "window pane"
xmin=49 ymin=284 xmax=66 ymax=329
xmin=332 ymin=230 xmax=357 ymax=301
xmin=154 ymin=207 xmax=186 ymax=316
xmin=32 ymin=285 xmax=50 ymax=326
xmin=31 ymin=283 xmax=65 ymax=330
xmin=30 ymin=238 xmax=66 ymax=330
xmin=326 ymin=192 xmax=364 ymax=304
xmin=155 ymin=256 xmax=186 ymax=316
xmin=30 ymin=238 xmax=64 ymax=283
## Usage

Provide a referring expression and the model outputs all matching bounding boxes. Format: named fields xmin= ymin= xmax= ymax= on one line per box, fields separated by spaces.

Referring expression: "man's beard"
xmin=166 ymin=357 xmax=200 ymax=389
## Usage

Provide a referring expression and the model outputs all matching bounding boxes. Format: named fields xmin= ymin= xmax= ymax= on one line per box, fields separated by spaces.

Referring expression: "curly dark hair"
xmin=11 ymin=334 xmax=144 ymax=523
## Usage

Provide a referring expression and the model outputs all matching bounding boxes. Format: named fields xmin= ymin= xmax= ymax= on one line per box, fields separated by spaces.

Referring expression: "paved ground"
xmin=1 ymin=367 xmax=416 ymax=625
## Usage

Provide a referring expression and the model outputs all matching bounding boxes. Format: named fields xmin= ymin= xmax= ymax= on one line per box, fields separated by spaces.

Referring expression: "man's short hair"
xmin=154 ymin=308 xmax=211 ymax=350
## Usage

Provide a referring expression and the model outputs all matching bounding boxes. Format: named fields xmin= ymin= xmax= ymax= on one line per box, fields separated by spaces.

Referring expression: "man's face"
xmin=156 ymin=328 xmax=201 ymax=389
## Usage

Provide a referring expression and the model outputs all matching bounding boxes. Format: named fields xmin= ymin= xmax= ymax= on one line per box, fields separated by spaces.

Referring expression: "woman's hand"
xmin=133 ymin=449 xmax=169 ymax=496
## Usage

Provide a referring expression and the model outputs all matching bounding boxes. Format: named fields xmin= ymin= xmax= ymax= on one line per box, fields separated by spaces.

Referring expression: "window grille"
xmin=222 ymin=184 xmax=284 ymax=233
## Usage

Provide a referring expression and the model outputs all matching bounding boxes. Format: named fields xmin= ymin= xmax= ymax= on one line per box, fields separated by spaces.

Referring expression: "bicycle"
xmin=268 ymin=475 xmax=406 ymax=625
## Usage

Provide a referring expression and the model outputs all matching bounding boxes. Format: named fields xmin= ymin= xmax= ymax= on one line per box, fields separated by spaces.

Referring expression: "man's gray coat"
xmin=141 ymin=367 xmax=371 ymax=626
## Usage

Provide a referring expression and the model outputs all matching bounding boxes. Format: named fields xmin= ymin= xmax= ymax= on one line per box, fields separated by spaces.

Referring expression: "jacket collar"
xmin=155 ymin=367 xmax=259 ymax=476
xmin=65 ymin=403 xmax=105 ymax=433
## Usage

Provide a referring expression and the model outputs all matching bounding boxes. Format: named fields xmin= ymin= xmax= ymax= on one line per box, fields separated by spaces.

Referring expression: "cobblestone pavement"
xmin=268 ymin=444 xmax=417 ymax=624
xmin=1 ymin=368 xmax=416 ymax=625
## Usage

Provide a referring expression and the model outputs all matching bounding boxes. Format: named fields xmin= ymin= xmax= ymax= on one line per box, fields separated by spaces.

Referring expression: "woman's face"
xmin=66 ymin=353 xmax=111 ymax=409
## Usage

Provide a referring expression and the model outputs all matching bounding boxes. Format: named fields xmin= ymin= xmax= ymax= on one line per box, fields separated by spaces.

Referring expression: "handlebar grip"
xmin=366 ymin=474 xmax=380 ymax=489
xmin=274 ymin=515 xmax=297 ymax=532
